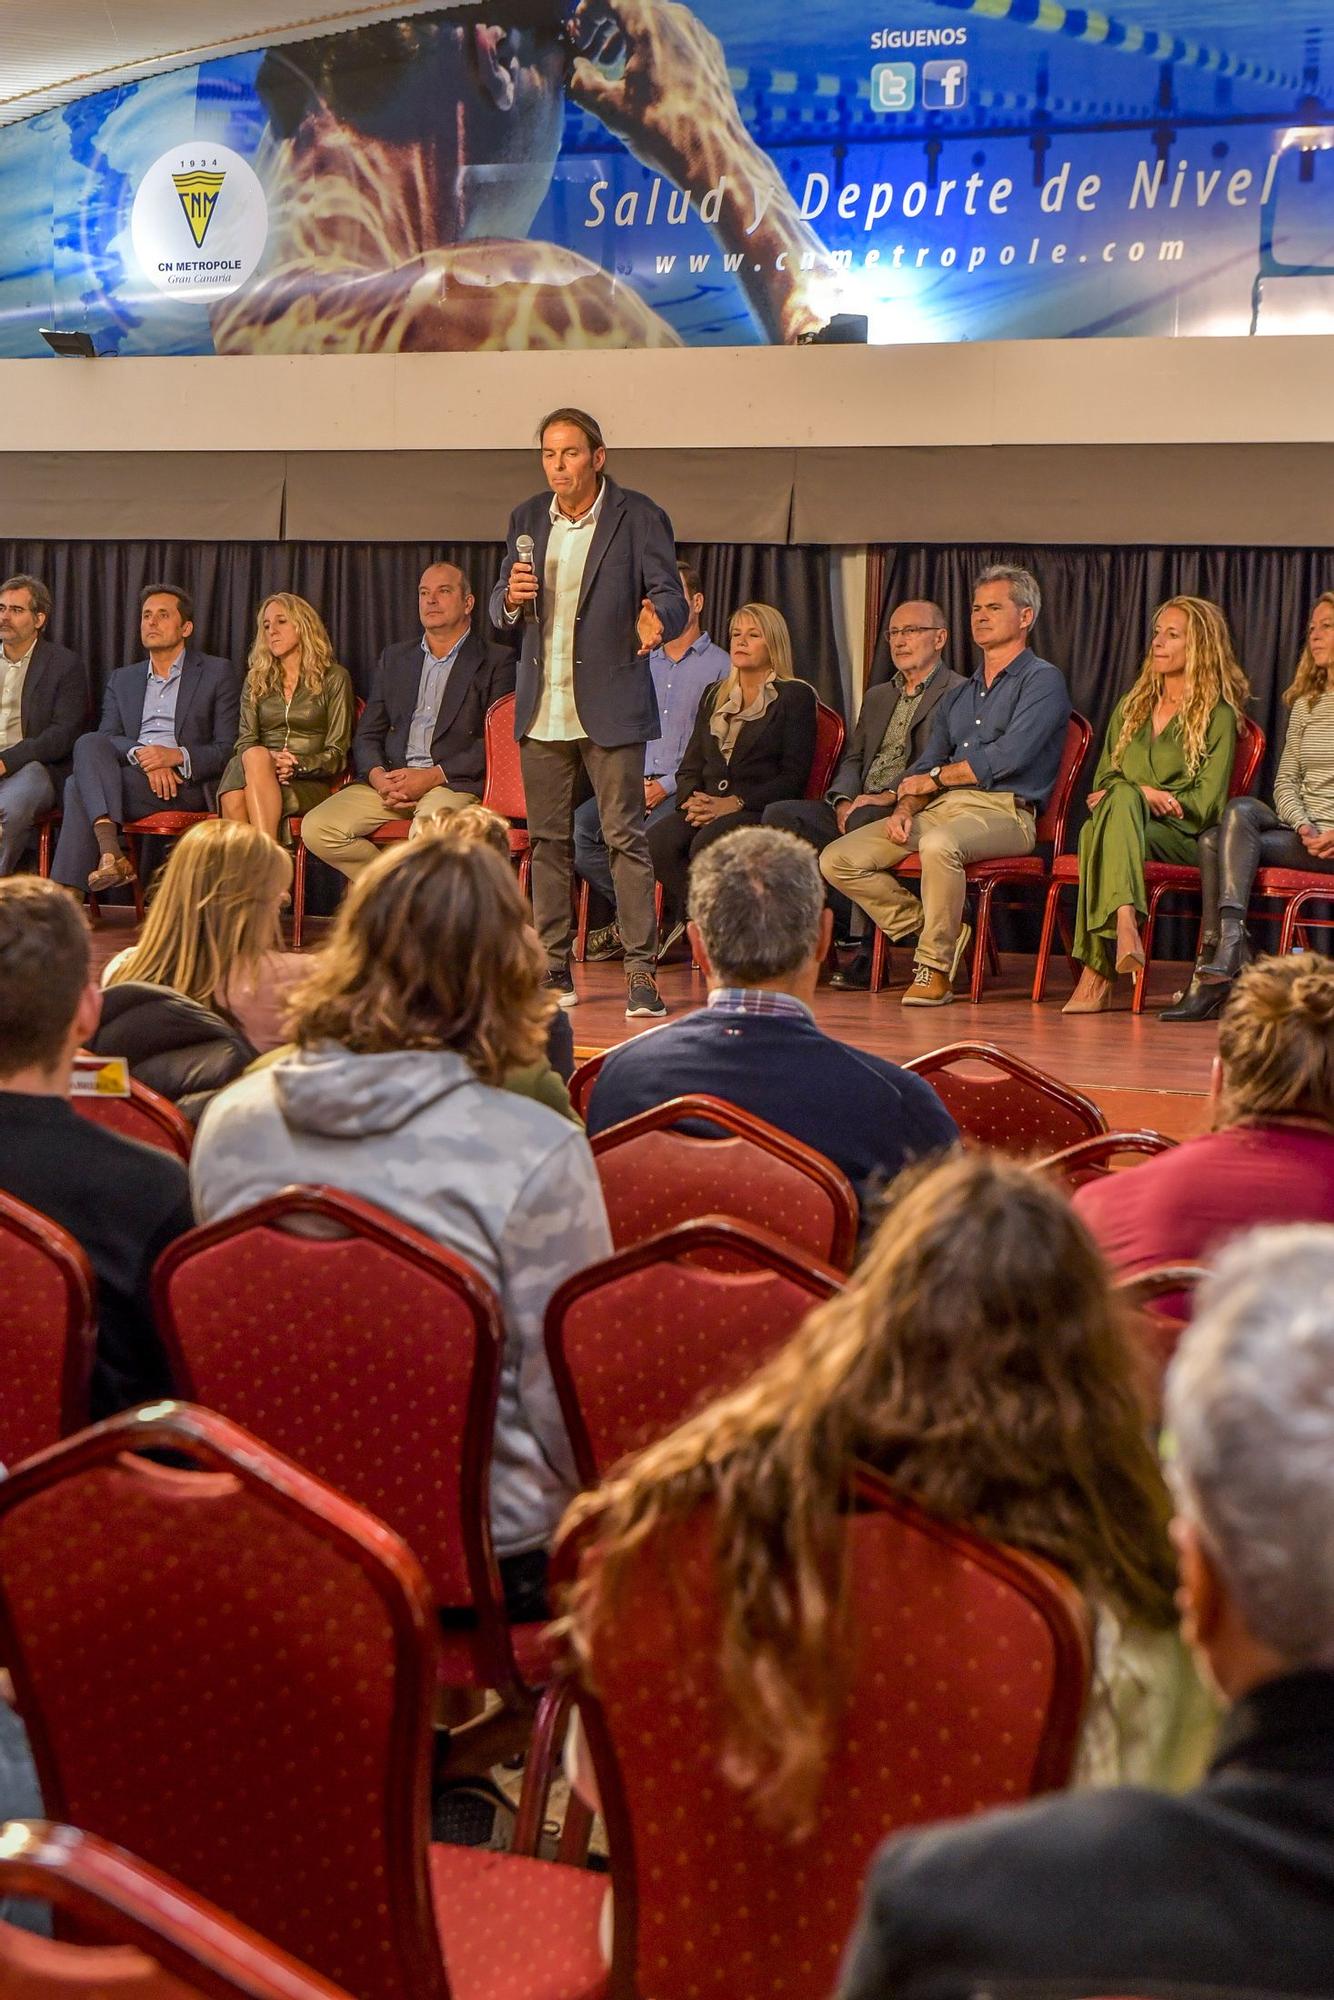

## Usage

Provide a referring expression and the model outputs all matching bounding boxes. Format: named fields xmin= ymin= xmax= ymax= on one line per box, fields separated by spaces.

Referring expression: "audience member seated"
xmin=564 ymin=1152 xmax=1211 ymax=1838
xmin=1075 ymin=952 xmax=1334 ymax=1278
xmin=190 ymin=837 xmax=612 ymax=1618
xmin=647 ymin=603 xmax=817 ymax=951
xmin=587 ymin=826 xmax=960 ymax=1227
xmin=574 ymin=561 xmax=728 ymax=962
xmin=838 ymin=1224 xmax=1334 ymax=1999
xmin=0 ymin=573 xmax=87 ymax=879
xmin=1167 ymin=590 xmax=1334 ymax=1021
xmin=0 ymin=878 xmax=190 ymax=1415
xmin=90 ymin=984 xmax=257 ymax=1126
xmin=821 ymin=566 xmax=1070 ymax=1006
xmin=103 ymin=820 xmax=300 ymax=1055
xmin=1065 ymin=595 xmax=1248 ymax=1014
xmin=218 ymin=593 xmax=354 ymax=841
xmin=50 ymin=583 xmax=239 ymax=901
xmin=300 ymin=561 xmax=515 ymax=881
xmin=765 ymin=599 xmax=963 ymax=989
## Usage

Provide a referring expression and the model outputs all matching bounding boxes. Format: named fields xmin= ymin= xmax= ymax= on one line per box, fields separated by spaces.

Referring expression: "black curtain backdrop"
xmin=0 ymin=539 xmax=844 ymax=716
xmin=871 ymin=543 xmax=1334 ymax=957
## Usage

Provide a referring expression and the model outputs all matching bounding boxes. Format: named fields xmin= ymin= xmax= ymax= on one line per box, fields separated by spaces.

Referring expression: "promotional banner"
xmin=0 ymin=0 xmax=1329 ymax=354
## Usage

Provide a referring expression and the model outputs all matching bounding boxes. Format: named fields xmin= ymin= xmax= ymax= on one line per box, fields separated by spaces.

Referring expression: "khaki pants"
xmin=299 ymin=780 xmax=480 ymax=881
xmin=821 ymin=788 xmax=1035 ymax=972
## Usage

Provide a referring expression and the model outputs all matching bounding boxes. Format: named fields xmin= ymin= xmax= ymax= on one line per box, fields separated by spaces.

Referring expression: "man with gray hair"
xmin=822 ymin=565 xmax=1070 ymax=1005
xmin=838 ymin=1223 xmax=1334 ymax=2000
xmin=584 ymin=826 xmax=957 ymax=1225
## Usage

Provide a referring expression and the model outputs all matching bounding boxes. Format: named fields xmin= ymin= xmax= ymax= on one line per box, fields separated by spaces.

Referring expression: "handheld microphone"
xmin=514 ymin=533 xmax=539 ymax=625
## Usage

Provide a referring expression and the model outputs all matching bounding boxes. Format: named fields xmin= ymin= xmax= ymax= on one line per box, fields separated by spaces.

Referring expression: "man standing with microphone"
xmin=493 ymin=408 xmax=687 ymax=1018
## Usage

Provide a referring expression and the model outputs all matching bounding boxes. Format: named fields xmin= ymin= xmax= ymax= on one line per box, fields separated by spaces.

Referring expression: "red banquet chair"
xmin=1033 ymin=716 xmax=1266 ymax=1014
xmin=534 ymin=1464 xmax=1089 ymax=2000
xmin=34 ymin=810 xmax=60 ymax=878
xmin=905 ymin=1041 xmax=1106 ymax=1156
xmin=1116 ymin=1262 xmax=1210 ymax=1385
xmin=573 ymin=698 xmax=845 ymax=962
xmin=589 ymin=1095 xmax=859 ymax=1271
xmin=1035 ymin=1128 xmax=1177 ymax=1193
xmin=868 ymin=712 xmax=1093 ymax=1000
xmin=151 ymin=1184 xmax=545 ymax=1708
xmin=0 ymin=1820 xmax=352 ymax=2000
xmin=545 ymin=1216 xmax=842 ymax=1487
xmin=289 ymin=697 xmax=365 ymax=950
xmin=369 ymin=693 xmax=530 ymax=888
xmin=567 ymin=1052 xmax=606 ymax=1120
xmin=0 ymin=1191 xmax=95 ymax=1470
xmin=1247 ymin=864 xmax=1334 ymax=957
xmin=0 ymin=1405 xmax=611 ymax=2000
xmin=72 ymin=1075 xmax=193 ymax=1162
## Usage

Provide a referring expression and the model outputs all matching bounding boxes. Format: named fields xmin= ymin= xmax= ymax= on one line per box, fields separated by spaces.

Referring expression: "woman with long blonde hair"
xmin=647 ymin=601 xmax=817 ymax=936
xmin=104 ymin=820 xmax=299 ymax=1052
xmin=1164 ymin=591 xmax=1334 ymax=1020
xmin=1064 ymin=595 xmax=1249 ymax=1013
xmin=218 ymin=592 xmax=355 ymax=840
xmin=562 ymin=1154 xmax=1210 ymax=1836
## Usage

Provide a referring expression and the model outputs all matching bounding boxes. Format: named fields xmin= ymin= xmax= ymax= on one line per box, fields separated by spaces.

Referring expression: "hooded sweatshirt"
xmin=190 ymin=1043 xmax=612 ymax=1558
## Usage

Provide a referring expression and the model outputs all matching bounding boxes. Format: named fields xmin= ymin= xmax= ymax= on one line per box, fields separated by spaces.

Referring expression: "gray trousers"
xmin=0 ymin=760 xmax=56 ymax=874
xmin=521 ymin=736 xmax=657 ymax=978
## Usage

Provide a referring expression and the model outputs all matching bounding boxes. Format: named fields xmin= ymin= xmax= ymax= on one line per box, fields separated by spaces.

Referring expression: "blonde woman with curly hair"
xmin=1165 ymin=591 xmax=1334 ymax=1020
xmin=1064 ymin=596 xmax=1249 ymax=1013
xmin=562 ymin=1153 xmax=1214 ymax=1836
xmin=103 ymin=820 xmax=300 ymax=1052
xmin=218 ymin=593 xmax=354 ymax=840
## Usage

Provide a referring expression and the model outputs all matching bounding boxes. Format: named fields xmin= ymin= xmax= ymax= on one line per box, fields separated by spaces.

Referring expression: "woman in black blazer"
xmin=648 ymin=602 xmax=818 ymax=927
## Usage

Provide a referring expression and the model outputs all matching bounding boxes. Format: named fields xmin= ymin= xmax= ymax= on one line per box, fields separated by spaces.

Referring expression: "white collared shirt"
xmin=0 ymin=638 xmax=36 ymax=752
xmin=528 ymin=481 xmax=606 ymax=743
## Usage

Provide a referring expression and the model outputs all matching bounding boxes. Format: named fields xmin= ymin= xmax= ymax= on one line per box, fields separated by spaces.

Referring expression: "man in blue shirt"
xmin=586 ymin=826 xmax=958 ymax=1230
xmin=573 ymin=561 xmax=727 ymax=959
xmin=822 ymin=566 xmax=1070 ymax=1006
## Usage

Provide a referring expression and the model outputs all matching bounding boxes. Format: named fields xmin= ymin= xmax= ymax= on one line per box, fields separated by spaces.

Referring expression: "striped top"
xmin=1274 ymin=687 xmax=1334 ymax=831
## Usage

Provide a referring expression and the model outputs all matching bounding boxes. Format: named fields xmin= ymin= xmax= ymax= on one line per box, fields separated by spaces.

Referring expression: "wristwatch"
xmin=929 ymin=765 xmax=944 ymax=790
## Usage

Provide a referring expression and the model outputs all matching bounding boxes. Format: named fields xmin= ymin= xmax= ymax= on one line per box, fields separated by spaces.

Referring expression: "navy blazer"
xmin=4 ymin=637 xmax=89 ymax=786
xmin=489 ymin=475 xmax=688 ymax=749
xmin=353 ymin=634 xmax=516 ymax=796
xmin=99 ymin=650 xmax=240 ymax=789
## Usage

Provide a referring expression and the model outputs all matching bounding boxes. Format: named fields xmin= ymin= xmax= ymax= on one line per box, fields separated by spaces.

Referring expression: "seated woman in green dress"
xmin=219 ymin=593 xmax=354 ymax=842
xmin=1064 ymin=596 xmax=1249 ymax=1015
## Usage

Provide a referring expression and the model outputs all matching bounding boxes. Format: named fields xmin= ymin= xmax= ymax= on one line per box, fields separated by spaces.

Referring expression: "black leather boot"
xmin=1197 ymin=915 xmax=1252 ymax=985
xmin=1160 ymin=938 xmax=1228 ymax=1021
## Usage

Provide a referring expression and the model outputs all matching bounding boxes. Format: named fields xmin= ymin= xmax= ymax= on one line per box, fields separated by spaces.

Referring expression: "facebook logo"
xmin=870 ymin=61 xmax=915 ymax=112
xmin=922 ymin=59 xmax=968 ymax=108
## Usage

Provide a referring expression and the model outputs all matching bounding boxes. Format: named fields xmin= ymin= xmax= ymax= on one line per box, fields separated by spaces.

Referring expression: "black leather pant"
xmin=1198 ymin=795 xmax=1334 ymax=934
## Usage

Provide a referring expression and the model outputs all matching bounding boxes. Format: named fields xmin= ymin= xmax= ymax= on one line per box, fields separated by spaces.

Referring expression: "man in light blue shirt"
xmin=574 ymin=562 xmax=728 ymax=959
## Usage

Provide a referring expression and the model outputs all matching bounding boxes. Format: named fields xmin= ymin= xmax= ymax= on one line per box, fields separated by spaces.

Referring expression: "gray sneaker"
xmin=625 ymin=972 xmax=667 ymax=1019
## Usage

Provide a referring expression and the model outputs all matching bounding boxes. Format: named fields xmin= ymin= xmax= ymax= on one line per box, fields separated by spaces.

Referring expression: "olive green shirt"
xmin=1092 ymin=696 xmax=1238 ymax=836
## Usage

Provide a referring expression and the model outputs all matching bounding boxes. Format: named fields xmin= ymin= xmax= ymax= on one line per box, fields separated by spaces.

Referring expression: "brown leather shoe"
xmin=86 ymin=852 xmax=136 ymax=894
xmin=901 ymin=964 xmax=953 ymax=1007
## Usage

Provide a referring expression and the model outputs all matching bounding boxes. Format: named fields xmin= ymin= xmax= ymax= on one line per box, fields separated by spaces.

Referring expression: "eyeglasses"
xmin=886 ymin=624 xmax=938 ymax=640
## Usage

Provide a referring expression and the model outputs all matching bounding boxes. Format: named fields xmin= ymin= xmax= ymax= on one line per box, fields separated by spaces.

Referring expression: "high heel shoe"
xmin=1197 ymin=918 xmax=1252 ymax=986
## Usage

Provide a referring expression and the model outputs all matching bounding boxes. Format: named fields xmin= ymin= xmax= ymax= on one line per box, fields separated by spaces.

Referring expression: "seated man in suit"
xmin=821 ymin=566 xmax=1070 ymax=1007
xmin=0 ymin=574 xmax=88 ymax=878
xmin=839 ymin=1224 xmax=1334 ymax=2000
xmin=585 ymin=826 xmax=958 ymax=1229
xmin=0 ymin=877 xmax=192 ymax=1417
xmin=51 ymin=583 xmax=239 ymax=898
xmin=302 ymin=561 xmax=516 ymax=879
xmin=763 ymin=599 xmax=962 ymax=987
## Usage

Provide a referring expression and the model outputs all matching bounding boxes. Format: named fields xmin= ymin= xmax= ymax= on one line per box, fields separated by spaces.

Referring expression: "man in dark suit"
xmin=0 ymin=573 xmax=88 ymax=876
xmin=838 ymin=1226 xmax=1334 ymax=2000
xmin=51 ymin=582 xmax=239 ymax=897
xmin=302 ymin=561 xmax=515 ymax=879
xmin=764 ymin=599 xmax=961 ymax=985
xmin=490 ymin=407 xmax=687 ymax=1020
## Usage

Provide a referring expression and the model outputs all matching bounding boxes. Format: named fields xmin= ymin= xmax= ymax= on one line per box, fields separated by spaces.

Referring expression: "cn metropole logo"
xmin=871 ymin=58 xmax=968 ymax=113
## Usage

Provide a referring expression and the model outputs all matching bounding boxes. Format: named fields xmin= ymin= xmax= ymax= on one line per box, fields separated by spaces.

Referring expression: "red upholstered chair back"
xmin=590 ymin=1096 xmax=859 ymax=1271
xmin=1116 ymin=1262 xmax=1210 ymax=1383
xmin=0 ymin=1821 xmax=354 ymax=2000
xmin=805 ymin=702 xmax=845 ymax=800
xmin=568 ymin=1053 xmax=606 ymax=1120
xmin=1036 ymin=713 xmax=1094 ymax=848
xmin=0 ymin=1406 xmax=450 ymax=2000
xmin=0 ymin=1193 xmax=95 ymax=1470
xmin=904 ymin=1042 xmax=1107 ymax=1156
xmin=152 ymin=1187 xmax=503 ymax=1635
xmin=573 ymin=1464 xmax=1089 ymax=2000
xmin=545 ymin=1218 xmax=841 ymax=1486
xmin=481 ymin=693 xmax=526 ymax=821
xmin=72 ymin=1080 xmax=193 ymax=1162
xmin=1230 ymin=716 xmax=1266 ymax=798
xmin=1036 ymin=1129 xmax=1177 ymax=1193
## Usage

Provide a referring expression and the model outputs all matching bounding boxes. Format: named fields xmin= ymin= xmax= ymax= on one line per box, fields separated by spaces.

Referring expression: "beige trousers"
xmin=299 ymin=780 xmax=480 ymax=881
xmin=820 ymin=788 xmax=1036 ymax=971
